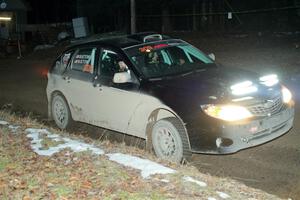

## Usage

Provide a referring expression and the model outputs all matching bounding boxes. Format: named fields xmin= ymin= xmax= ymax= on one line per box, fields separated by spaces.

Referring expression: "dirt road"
xmin=0 ymin=35 xmax=299 ymax=199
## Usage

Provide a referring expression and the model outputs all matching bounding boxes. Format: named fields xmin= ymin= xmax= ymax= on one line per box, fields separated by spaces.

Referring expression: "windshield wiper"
xmin=194 ymin=68 xmax=206 ymax=73
xmin=148 ymin=67 xmax=207 ymax=81
xmin=180 ymin=71 xmax=194 ymax=77
xmin=181 ymin=68 xmax=206 ymax=77
xmin=148 ymin=77 xmax=163 ymax=81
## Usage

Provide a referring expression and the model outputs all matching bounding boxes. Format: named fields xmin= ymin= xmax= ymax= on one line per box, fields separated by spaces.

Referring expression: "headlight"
xmin=282 ymin=86 xmax=292 ymax=103
xmin=201 ymin=104 xmax=252 ymax=121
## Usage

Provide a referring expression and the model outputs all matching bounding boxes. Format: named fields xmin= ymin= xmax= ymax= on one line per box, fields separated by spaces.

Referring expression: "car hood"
xmin=146 ymin=65 xmax=260 ymax=100
xmin=141 ymin=65 xmax=281 ymax=114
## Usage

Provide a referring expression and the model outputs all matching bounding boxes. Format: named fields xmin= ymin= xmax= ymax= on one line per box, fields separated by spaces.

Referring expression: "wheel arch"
xmin=144 ymin=108 xmax=191 ymax=152
xmin=48 ymin=90 xmax=73 ymax=120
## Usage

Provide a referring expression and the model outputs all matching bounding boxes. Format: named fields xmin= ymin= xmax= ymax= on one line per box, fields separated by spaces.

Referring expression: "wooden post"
xmin=201 ymin=0 xmax=206 ymax=29
xmin=130 ymin=0 xmax=136 ymax=34
xmin=208 ymin=0 xmax=213 ymax=27
xmin=192 ymin=0 xmax=198 ymax=31
xmin=162 ymin=7 xmax=172 ymax=33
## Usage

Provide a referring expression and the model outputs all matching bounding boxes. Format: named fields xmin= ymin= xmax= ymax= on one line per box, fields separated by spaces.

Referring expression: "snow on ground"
xmin=107 ymin=153 xmax=176 ymax=179
xmin=205 ymin=190 xmax=232 ymax=200
xmin=25 ymin=128 xmax=176 ymax=179
xmin=207 ymin=197 xmax=217 ymax=200
xmin=25 ymin=128 xmax=104 ymax=156
xmin=217 ymin=191 xmax=231 ymax=199
xmin=0 ymin=120 xmax=9 ymax=125
xmin=183 ymin=175 xmax=207 ymax=187
xmin=8 ymin=125 xmax=20 ymax=133
xmin=0 ymin=120 xmax=233 ymax=199
xmin=0 ymin=120 xmax=20 ymax=132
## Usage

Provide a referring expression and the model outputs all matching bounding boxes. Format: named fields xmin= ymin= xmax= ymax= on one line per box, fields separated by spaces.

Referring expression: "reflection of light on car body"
xmin=230 ymin=81 xmax=257 ymax=96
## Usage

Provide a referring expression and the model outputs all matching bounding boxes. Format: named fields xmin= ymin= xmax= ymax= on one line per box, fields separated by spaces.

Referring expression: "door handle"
xmin=63 ymin=76 xmax=71 ymax=83
xmin=93 ymin=83 xmax=102 ymax=91
xmin=93 ymin=83 xmax=101 ymax=87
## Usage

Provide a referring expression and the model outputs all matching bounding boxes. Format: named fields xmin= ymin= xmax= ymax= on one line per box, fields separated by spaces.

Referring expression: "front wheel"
xmin=151 ymin=117 xmax=191 ymax=163
xmin=51 ymin=94 xmax=73 ymax=130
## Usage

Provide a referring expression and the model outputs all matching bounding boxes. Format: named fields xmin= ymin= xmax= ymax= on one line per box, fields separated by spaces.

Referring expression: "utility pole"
xmin=130 ymin=0 xmax=136 ymax=34
xmin=192 ymin=0 xmax=198 ymax=31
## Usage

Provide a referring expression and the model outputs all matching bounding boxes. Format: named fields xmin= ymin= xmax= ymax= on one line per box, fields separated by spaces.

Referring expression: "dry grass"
xmin=0 ymin=110 xmax=284 ymax=200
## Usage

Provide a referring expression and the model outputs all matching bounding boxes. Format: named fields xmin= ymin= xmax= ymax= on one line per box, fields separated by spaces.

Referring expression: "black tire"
xmin=151 ymin=117 xmax=191 ymax=163
xmin=51 ymin=94 xmax=73 ymax=130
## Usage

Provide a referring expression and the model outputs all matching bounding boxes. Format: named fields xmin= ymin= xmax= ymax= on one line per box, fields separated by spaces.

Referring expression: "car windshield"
xmin=125 ymin=41 xmax=214 ymax=79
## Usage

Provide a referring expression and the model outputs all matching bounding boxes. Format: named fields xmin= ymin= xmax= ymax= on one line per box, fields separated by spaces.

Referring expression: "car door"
xmin=90 ymin=48 xmax=143 ymax=133
xmin=61 ymin=47 xmax=99 ymax=123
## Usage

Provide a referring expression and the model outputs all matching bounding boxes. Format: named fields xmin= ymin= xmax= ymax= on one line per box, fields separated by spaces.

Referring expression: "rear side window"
xmin=62 ymin=52 xmax=72 ymax=68
xmin=51 ymin=51 xmax=74 ymax=74
xmin=71 ymin=48 xmax=96 ymax=74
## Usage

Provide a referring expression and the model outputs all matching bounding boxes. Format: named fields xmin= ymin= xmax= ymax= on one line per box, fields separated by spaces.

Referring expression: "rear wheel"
xmin=152 ymin=117 xmax=191 ymax=163
xmin=51 ymin=94 xmax=73 ymax=130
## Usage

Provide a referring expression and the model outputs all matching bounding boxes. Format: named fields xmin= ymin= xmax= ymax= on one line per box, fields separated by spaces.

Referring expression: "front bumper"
xmin=189 ymin=106 xmax=294 ymax=154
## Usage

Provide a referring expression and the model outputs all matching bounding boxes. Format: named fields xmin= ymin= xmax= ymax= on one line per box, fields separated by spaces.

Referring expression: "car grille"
xmin=248 ymin=95 xmax=283 ymax=116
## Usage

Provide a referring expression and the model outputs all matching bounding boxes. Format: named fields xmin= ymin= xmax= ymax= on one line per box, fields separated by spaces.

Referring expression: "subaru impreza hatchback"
xmin=47 ymin=33 xmax=294 ymax=163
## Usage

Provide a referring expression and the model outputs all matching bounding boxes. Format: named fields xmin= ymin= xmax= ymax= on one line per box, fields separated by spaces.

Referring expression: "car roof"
xmin=67 ymin=32 xmax=174 ymax=50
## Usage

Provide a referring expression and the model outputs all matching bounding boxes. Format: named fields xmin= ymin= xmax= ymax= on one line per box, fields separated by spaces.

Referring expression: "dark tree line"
xmin=26 ymin=0 xmax=300 ymax=33
xmin=76 ymin=0 xmax=300 ymax=33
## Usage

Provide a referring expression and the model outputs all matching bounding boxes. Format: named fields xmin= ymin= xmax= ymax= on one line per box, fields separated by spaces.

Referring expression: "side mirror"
xmin=113 ymin=72 xmax=132 ymax=84
xmin=208 ymin=53 xmax=216 ymax=61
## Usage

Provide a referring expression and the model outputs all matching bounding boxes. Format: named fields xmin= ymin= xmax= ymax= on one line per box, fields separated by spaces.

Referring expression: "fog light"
xmin=216 ymin=137 xmax=233 ymax=147
xmin=216 ymin=137 xmax=222 ymax=148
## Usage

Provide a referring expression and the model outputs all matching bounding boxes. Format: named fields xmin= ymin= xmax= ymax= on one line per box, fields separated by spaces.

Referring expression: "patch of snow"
xmin=58 ymin=31 xmax=70 ymax=41
xmin=107 ymin=153 xmax=176 ymax=179
xmin=0 ymin=120 xmax=19 ymax=132
xmin=25 ymin=128 xmax=104 ymax=156
xmin=8 ymin=125 xmax=20 ymax=133
xmin=34 ymin=44 xmax=55 ymax=51
xmin=160 ymin=179 xmax=170 ymax=183
xmin=208 ymin=197 xmax=217 ymax=200
xmin=217 ymin=191 xmax=230 ymax=199
xmin=25 ymin=128 xmax=176 ymax=179
xmin=183 ymin=176 xmax=207 ymax=187
xmin=47 ymin=133 xmax=61 ymax=139
xmin=0 ymin=120 xmax=9 ymax=125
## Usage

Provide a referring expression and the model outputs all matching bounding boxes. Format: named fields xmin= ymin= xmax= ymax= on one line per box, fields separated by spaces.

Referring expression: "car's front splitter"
xmin=189 ymin=106 xmax=295 ymax=154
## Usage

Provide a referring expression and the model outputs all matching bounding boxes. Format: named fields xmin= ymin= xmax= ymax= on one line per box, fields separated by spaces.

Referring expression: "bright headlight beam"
xmin=218 ymin=106 xmax=252 ymax=121
xmin=201 ymin=104 xmax=252 ymax=121
xmin=0 ymin=17 xmax=11 ymax=21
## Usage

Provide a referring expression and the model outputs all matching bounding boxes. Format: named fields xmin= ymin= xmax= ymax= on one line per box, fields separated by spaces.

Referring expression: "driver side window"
xmin=99 ymin=49 xmax=122 ymax=77
xmin=98 ymin=49 xmax=139 ymax=86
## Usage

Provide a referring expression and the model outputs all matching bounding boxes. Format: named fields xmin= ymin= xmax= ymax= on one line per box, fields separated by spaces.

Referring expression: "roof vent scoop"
xmin=143 ymin=34 xmax=163 ymax=43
